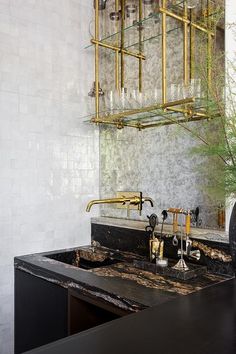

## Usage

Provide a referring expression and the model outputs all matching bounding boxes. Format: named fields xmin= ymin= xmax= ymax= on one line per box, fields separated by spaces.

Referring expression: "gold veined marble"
xmin=192 ymin=241 xmax=232 ymax=262
xmin=92 ymin=262 xmax=228 ymax=296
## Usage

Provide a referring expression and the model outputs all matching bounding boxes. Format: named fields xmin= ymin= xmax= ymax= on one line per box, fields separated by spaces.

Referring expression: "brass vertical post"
xmin=183 ymin=0 xmax=188 ymax=86
xmin=207 ymin=0 xmax=212 ymax=91
xmin=190 ymin=8 xmax=195 ymax=80
xmin=207 ymin=36 xmax=212 ymax=90
xmin=121 ymin=0 xmax=125 ymax=88
xmin=162 ymin=0 xmax=167 ymax=104
xmin=95 ymin=0 xmax=99 ymax=120
xmin=115 ymin=0 xmax=120 ymax=91
xmin=139 ymin=0 xmax=143 ymax=92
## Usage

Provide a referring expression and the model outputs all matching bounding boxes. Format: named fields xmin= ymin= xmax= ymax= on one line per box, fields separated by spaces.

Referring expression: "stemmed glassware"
xmin=191 ymin=79 xmax=202 ymax=98
xmin=100 ymin=78 xmax=203 ymax=118
xmin=169 ymin=79 xmax=202 ymax=102
xmin=103 ymin=87 xmax=164 ymax=115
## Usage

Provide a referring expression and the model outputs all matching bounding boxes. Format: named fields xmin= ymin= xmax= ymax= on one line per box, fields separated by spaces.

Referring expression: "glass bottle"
xmin=125 ymin=2 xmax=138 ymax=47
xmin=142 ymin=0 xmax=158 ymax=32
xmin=142 ymin=0 xmax=155 ymax=19
xmin=109 ymin=11 xmax=121 ymax=38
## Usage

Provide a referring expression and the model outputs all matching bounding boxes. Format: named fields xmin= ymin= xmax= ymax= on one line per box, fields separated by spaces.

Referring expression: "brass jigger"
xmin=172 ymin=214 xmax=189 ymax=272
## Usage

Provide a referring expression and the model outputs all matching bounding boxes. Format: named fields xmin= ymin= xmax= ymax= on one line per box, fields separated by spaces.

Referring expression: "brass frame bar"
xmin=159 ymin=7 xmax=214 ymax=36
xmin=167 ymin=106 xmax=207 ymax=118
xmin=207 ymin=34 xmax=212 ymax=89
xmin=207 ymin=0 xmax=212 ymax=90
xmin=95 ymin=0 xmax=99 ymax=120
xmin=139 ymin=0 xmax=143 ymax=92
xmin=190 ymin=8 xmax=195 ymax=80
xmin=162 ymin=0 xmax=167 ymax=105
xmin=92 ymin=97 xmax=195 ymax=121
xmin=121 ymin=0 xmax=125 ymax=88
xmin=115 ymin=0 xmax=119 ymax=91
xmin=90 ymin=119 xmax=140 ymax=129
xmin=139 ymin=114 xmax=210 ymax=129
xmin=192 ymin=21 xmax=213 ymax=35
xmin=159 ymin=7 xmax=189 ymax=23
xmin=91 ymin=39 xmax=146 ymax=60
xmin=183 ymin=1 xmax=188 ymax=86
xmin=91 ymin=112 xmax=210 ymax=130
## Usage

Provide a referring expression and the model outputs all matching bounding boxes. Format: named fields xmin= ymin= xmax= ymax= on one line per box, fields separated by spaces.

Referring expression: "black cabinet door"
xmin=14 ymin=269 xmax=68 ymax=354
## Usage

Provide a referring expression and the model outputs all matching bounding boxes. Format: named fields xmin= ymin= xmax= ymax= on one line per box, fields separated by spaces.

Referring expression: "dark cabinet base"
xmin=14 ymin=269 xmax=68 ymax=354
xmin=14 ymin=269 xmax=128 ymax=354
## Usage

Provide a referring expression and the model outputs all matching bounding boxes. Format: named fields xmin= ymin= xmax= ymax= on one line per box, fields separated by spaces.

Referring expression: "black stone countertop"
xmin=23 ymin=278 xmax=236 ymax=354
xmin=15 ymin=245 xmax=232 ymax=313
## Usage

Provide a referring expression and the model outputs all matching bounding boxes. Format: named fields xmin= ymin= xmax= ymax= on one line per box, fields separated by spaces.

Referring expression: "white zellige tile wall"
xmin=0 ymin=1 xmax=99 ymax=353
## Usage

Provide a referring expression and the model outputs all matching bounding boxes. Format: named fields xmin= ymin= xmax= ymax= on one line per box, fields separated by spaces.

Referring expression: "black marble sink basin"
xmin=45 ymin=249 xmax=121 ymax=270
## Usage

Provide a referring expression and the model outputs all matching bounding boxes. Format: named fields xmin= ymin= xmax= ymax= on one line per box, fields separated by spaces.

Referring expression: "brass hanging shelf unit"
xmin=86 ymin=0 xmax=219 ymax=130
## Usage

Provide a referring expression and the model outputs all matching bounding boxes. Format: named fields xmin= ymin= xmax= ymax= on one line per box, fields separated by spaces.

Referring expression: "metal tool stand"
xmin=172 ymin=214 xmax=189 ymax=271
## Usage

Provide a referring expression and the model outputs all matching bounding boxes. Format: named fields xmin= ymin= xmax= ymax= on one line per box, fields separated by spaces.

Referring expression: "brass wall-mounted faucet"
xmin=86 ymin=193 xmax=154 ymax=215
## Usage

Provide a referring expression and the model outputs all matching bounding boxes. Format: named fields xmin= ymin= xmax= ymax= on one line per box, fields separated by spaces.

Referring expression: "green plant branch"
xmin=199 ymin=47 xmax=236 ymax=168
xmin=156 ymin=110 xmax=230 ymax=166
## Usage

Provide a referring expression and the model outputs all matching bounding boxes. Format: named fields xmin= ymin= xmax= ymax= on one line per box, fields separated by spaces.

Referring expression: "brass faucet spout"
xmin=86 ymin=195 xmax=154 ymax=212
xmin=142 ymin=197 xmax=154 ymax=207
xmin=86 ymin=197 xmax=136 ymax=212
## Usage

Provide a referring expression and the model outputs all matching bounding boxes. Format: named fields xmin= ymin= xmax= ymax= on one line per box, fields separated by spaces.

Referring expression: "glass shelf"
xmin=124 ymin=24 xmax=182 ymax=52
xmin=83 ymin=97 xmax=218 ymax=130
xmin=85 ymin=0 xmax=188 ymax=52
xmin=84 ymin=0 xmax=217 ymax=131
